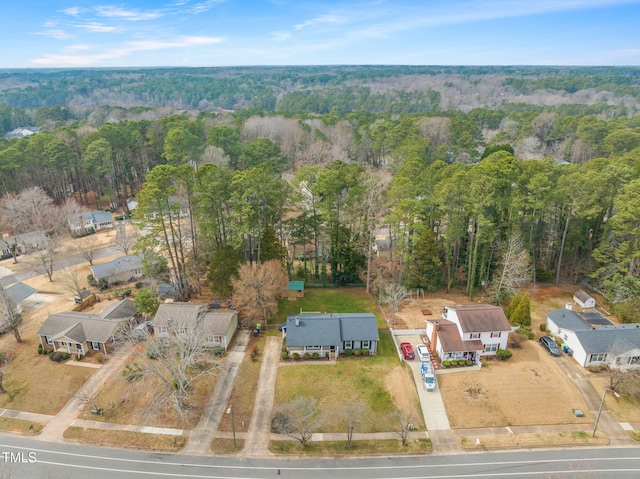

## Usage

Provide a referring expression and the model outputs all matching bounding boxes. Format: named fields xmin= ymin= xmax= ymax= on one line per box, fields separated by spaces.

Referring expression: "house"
xmin=573 ymin=289 xmax=596 ymax=309
xmin=67 ymin=210 xmax=114 ymax=235
xmin=4 ymin=128 xmax=35 ymax=139
xmin=426 ymin=305 xmax=512 ymax=363
xmin=281 ymin=281 xmax=304 ymax=300
xmin=36 ymin=299 xmax=138 ymax=356
xmin=282 ymin=313 xmax=380 ymax=359
xmin=1 ymin=282 xmax=37 ymax=331
xmin=153 ymin=302 xmax=238 ymax=350
xmin=0 ymin=231 xmax=46 ymax=258
xmin=546 ymin=307 xmax=640 ymax=369
xmin=90 ymin=254 xmax=143 ymax=287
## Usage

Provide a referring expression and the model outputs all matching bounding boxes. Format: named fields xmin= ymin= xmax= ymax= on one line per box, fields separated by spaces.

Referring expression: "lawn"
xmin=64 ymin=426 xmax=186 ymax=451
xmin=273 ymin=288 xmax=424 ymax=433
xmin=270 ymin=438 xmax=432 ymax=455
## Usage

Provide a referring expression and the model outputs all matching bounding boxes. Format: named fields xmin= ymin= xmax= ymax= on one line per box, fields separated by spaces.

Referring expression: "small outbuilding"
xmin=573 ymin=289 xmax=596 ymax=309
xmin=281 ymin=281 xmax=305 ymax=300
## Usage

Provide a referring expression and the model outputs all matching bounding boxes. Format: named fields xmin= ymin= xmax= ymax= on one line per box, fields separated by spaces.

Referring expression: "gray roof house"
xmin=37 ymin=299 xmax=138 ymax=356
xmin=153 ymin=303 xmax=239 ymax=350
xmin=68 ymin=210 xmax=114 ymax=235
xmin=283 ymin=313 xmax=380 ymax=359
xmin=0 ymin=231 xmax=46 ymax=258
xmin=90 ymin=254 xmax=143 ymax=286
xmin=546 ymin=307 xmax=640 ymax=369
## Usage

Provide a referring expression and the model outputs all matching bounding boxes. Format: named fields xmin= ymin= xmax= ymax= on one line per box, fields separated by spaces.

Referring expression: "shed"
xmin=281 ymin=281 xmax=305 ymax=300
xmin=573 ymin=289 xmax=596 ymax=309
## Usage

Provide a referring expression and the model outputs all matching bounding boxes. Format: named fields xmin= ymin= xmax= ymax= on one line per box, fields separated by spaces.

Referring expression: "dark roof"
xmin=547 ymin=308 xmax=592 ymax=331
xmin=579 ymin=311 xmax=612 ymax=326
xmin=99 ymin=298 xmax=137 ymax=320
xmin=437 ymin=319 xmax=484 ymax=353
xmin=448 ymin=305 xmax=511 ymax=333
xmin=285 ymin=313 xmax=379 ymax=347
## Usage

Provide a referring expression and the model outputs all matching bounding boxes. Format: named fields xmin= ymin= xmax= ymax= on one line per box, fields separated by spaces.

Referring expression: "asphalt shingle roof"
xmin=448 ymin=305 xmax=511 ymax=333
xmin=90 ymin=254 xmax=142 ymax=281
xmin=285 ymin=313 xmax=379 ymax=347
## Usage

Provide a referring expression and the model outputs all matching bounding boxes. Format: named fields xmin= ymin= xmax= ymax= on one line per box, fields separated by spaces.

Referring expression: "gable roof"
xmin=203 ymin=311 xmax=237 ymax=335
xmin=285 ymin=313 xmax=379 ymax=347
xmin=99 ymin=298 xmax=137 ymax=320
xmin=448 ymin=305 xmax=511 ymax=332
xmin=547 ymin=308 xmax=613 ymax=331
xmin=153 ymin=302 xmax=207 ymax=326
xmin=90 ymin=254 xmax=142 ymax=280
xmin=3 ymin=282 xmax=37 ymax=304
xmin=37 ymin=311 xmax=126 ymax=344
xmin=437 ymin=319 xmax=484 ymax=353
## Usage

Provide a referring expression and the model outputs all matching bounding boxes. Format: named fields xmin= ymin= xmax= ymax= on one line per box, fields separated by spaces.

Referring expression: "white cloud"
xmin=95 ymin=6 xmax=162 ymax=21
xmin=61 ymin=7 xmax=81 ymax=16
xmin=75 ymin=22 xmax=118 ymax=33
xmin=294 ymin=14 xmax=347 ymax=31
xmin=185 ymin=0 xmax=228 ymax=14
xmin=272 ymin=31 xmax=292 ymax=41
xmin=38 ymin=29 xmax=73 ymax=40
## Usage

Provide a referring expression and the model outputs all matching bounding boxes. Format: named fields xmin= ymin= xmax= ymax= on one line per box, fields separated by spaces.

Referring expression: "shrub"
xmin=312 ymin=352 xmax=320 ymax=360
xmin=75 ymin=354 xmax=83 ymax=361
xmin=450 ymin=360 xmax=458 ymax=366
xmin=135 ymin=282 xmax=144 ymax=289
xmin=87 ymin=274 xmax=98 ymax=288
xmin=362 ymin=348 xmax=370 ymax=356
xmin=496 ymin=349 xmax=513 ymax=361
xmin=508 ymin=332 xmax=528 ymax=348
xmin=304 ymin=352 xmax=311 ymax=360
xmin=98 ymin=278 xmax=109 ymax=291
xmin=94 ymin=352 xmax=105 ymax=363
xmin=520 ymin=329 xmax=535 ymax=340
xmin=61 ymin=352 xmax=70 ymax=360
xmin=37 ymin=344 xmax=43 ymax=354
xmin=123 ymin=289 xmax=132 ymax=297
xmin=354 ymin=348 xmax=362 ymax=357
xmin=281 ymin=351 xmax=288 ymax=360
xmin=122 ymin=363 xmax=144 ymax=382
xmin=49 ymin=352 xmax=64 ymax=362
xmin=540 ymin=323 xmax=548 ymax=332
xmin=292 ymin=352 xmax=300 ymax=360
xmin=281 ymin=347 xmax=288 ymax=353
xmin=465 ymin=360 xmax=473 ymax=366
xmin=442 ymin=360 xmax=451 ymax=367
xmin=251 ymin=347 xmax=259 ymax=361
xmin=343 ymin=348 xmax=353 ymax=356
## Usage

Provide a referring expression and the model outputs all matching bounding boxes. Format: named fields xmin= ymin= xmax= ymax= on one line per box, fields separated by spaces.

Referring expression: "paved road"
xmin=1 ymin=436 xmax=639 ymax=478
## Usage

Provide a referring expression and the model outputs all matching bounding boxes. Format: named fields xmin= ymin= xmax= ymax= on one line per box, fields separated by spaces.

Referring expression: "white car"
xmin=416 ymin=344 xmax=430 ymax=362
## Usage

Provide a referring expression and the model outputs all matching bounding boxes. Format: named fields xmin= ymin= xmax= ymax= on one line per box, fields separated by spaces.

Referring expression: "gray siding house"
xmin=283 ymin=313 xmax=379 ymax=359
xmin=90 ymin=254 xmax=143 ymax=286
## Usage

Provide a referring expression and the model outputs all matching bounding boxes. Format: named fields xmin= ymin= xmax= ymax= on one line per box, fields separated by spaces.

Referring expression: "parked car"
xmin=539 ymin=335 xmax=561 ymax=356
xmin=400 ymin=342 xmax=415 ymax=360
xmin=416 ymin=344 xmax=430 ymax=362
xmin=421 ymin=363 xmax=436 ymax=391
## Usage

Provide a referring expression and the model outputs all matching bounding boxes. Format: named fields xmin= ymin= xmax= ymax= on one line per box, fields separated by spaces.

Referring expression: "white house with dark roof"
xmin=90 ymin=254 xmax=143 ymax=286
xmin=546 ymin=307 xmax=640 ymax=369
xmin=426 ymin=305 xmax=512 ymax=363
xmin=68 ymin=210 xmax=114 ymax=236
xmin=282 ymin=313 xmax=380 ymax=359
xmin=153 ymin=302 xmax=238 ymax=350
xmin=36 ymin=299 xmax=138 ymax=356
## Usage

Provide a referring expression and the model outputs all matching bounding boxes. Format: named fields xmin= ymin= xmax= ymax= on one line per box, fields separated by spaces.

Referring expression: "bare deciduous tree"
xmin=70 ymin=385 xmax=103 ymax=415
xmin=0 ymin=349 xmax=16 ymax=394
xmin=271 ymin=396 xmax=321 ymax=449
xmin=57 ymin=266 xmax=87 ymax=310
xmin=492 ymin=231 xmax=531 ymax=303
xmin=0 ymin=284 xmax=23 ymax=343
xmin=128 ymin=316 xmax=222 ymax=419
xmin=339 ymin=399 xmax=365 ymax=448
xmin=231 ymin=260 xmax=288 ymax=327
xmin=74 ymin=233 xmax=101 ymax=265
xmin=380 ymin=282 xmax=406 ymax=326
xmin=392 ymin=408 xmax=415 ymax=447
xmin=31 ymin=235 xmax=61 ymax=282
xmin=115 ymin=220 xmax=138 ymax=255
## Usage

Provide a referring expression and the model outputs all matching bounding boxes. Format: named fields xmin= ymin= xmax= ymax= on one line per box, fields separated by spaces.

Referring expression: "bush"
xmin=123 ymin=289 xmax=132 ymax=297
xmin=312 ymin=352 xmax=320 ymax=359
xmin=362 ymin=348 xmax=370 ymax=356
xmin=61 ymin=352 xmax=70 ymax=360
xmin=49 ymin=352 xmax=64 ymax=362
xmin=251 ymin=347 xmax=259 ymax=361
xmin=98 ymin=278 xmax=109 ymax=291
xmin=496 ymin=349 xmax=513 ymax=361
xmin=540 ymin=323 xmax=548 ymax=332
xmin=442 ymin=360 xmax=451 ymax=367
xmin=75 ymin=354 xmax=83 ymax=361
xmin=451 ymin=360 xmax=458 ymax=366
xmin=304 ymin=352 xmax=311 ymax=360
xmin=94 ymin=352 xmax=105 ymax=363
xmin=343 ymin=348 xmax=353 ymax=356
xmin=87 ymin=274 xmax=98 ymax=288
xmin=281 ymin=351 xmax=288 ymax=360
xmin=354 ymin=349 xmax=362 ymax=357
xmin=508 ymin=332 xmax=528 ymax=348
xmin=135 ymin=282 xmax=144 ymax=289
xmin=520 ymin=329 xmax=535 ymax=340
xmin=465 ymin=360 xmax=473 ymax=366
xmin=281 ymin=347 xmax=288 ymax=353
xmin=122 ymin=363 xmax=144 ymax=382
xmin=292 ymin=352 xmax=300 ymax=360
xmin=37 ymin=344 xmax=43 ymax=354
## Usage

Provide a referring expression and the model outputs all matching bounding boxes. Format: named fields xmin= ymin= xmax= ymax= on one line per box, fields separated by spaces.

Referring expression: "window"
xmin=91 ymin=341 xmax=100 ymax=351
xmin=589 ymin=353 xmax=607 ymax=363
xmin=76 ymin=343 xmax=83 ymax=352
xmin=344 ymin=341 xmax=353 ymax=349
xmin=306 ymin=345 xmax=321 ymax=350
xmin=490 ymin=332 xmax=501 ymax=338
xmin=46 ymin=336 xmax=54 ymax=345
xmin=362 ymin=341 xmax=370 ymax=349
xmin=483 ymin=343 xmax=498 ymax=353
xmin=469 ymin=333 xmax=480 ymax=339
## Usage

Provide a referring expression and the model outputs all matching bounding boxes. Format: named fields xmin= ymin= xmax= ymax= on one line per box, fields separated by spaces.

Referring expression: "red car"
xmin=400 ymin=342 xmax=415 ymax=360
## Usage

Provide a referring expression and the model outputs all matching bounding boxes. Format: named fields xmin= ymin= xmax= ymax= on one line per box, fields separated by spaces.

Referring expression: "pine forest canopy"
xmin=1 ymin=65 xmax=640 ymax=321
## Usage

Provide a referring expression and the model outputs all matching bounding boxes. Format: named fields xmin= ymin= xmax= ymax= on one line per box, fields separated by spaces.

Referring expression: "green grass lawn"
xmin=273 ymin=287 xmax=424 ymax=433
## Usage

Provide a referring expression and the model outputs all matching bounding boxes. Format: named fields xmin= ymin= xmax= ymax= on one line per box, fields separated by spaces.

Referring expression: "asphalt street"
xmin=1 ymin=436 xmax=640 ymax=479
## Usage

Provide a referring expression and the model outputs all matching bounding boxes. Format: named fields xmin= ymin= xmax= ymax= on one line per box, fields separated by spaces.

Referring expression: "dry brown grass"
xmin=588 ymin=375 xmax=640 ymax=423
xmin=209 ymin=438 xmax=245 ymax=454
xmin=269 ymin=438 xmax=432 ymax=455
xmin=63 ymin=426 xmax=186 ymax=451
xmin=439 ymin=341 xmax=592 ymax=428
xmin=0 ymin=417 xmax=44 ymax=434
xmin=458 ymin=431 xmax=608 ymax=450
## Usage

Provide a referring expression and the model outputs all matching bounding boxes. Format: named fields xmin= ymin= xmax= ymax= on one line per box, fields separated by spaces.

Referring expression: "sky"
xmin=2 ymin=0 xmax=640 ymax=68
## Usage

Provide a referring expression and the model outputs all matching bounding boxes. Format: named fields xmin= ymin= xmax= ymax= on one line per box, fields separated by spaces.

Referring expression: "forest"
xmin=1 ymin=65 xmax=640 ymax=321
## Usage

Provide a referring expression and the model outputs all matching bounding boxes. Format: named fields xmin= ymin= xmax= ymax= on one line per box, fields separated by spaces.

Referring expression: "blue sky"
xmin=2 ymin=0 xmax=640 ymax=68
